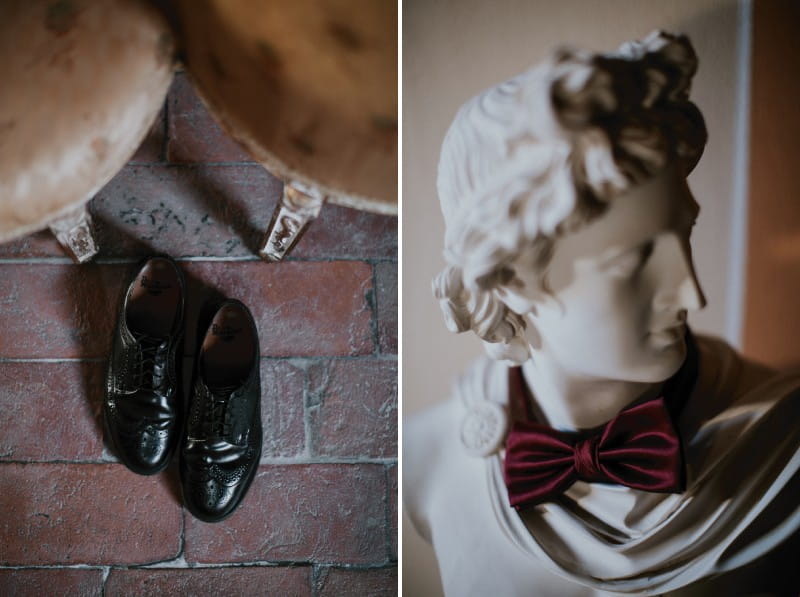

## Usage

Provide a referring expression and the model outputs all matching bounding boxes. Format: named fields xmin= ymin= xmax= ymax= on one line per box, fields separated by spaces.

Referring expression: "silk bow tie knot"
xmin=573 ymin=435 xmax=602 ymax=480
xmin=503 ymin=397 xmax=684 ymax=509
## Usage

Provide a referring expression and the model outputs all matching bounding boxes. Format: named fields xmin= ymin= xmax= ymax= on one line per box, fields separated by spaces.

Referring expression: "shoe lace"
xmin=132 ymin=333 xmax=168 ymax=392
xmin=201 ymin=384 xmax=239 ymax=438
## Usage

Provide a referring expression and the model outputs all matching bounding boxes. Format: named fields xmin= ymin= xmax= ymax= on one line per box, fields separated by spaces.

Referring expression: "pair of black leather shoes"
xmin=104 ymin=256 xmax=262 ymax=522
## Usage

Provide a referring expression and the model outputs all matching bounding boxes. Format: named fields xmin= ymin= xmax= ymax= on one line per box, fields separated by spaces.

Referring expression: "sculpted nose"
xmin=676 ymin=264 xmax=706 ymax=311
xmin=653 ymin=234 xmax=707 ymax=312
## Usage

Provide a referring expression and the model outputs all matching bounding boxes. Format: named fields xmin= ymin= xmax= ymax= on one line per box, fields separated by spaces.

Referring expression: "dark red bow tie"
xmin=503 ymin=396 xmax=685 ymax=509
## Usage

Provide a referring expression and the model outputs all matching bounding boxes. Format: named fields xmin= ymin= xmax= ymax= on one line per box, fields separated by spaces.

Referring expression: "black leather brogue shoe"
xmin=181 ymin=299 xmax=262 ymax=523
xmin=104 ymin=256 xmax=184 ymax=475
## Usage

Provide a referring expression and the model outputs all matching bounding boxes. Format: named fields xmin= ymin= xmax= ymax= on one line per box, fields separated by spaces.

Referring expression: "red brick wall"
xmin=0 ymin=72 xmax=397 ymax=595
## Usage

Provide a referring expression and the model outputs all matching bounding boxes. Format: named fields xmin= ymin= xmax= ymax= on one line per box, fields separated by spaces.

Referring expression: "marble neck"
xmin=520 ymin=355 xmax=663 ymax=431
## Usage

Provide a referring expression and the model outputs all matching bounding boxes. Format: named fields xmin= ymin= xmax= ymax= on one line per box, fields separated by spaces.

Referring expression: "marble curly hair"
xmin=433 ymin=30 xmax=707 ymax=363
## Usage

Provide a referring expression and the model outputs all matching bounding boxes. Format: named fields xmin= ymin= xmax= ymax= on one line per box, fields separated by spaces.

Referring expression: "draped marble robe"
xmin=404 ymin=335 xmax=800 ymax=596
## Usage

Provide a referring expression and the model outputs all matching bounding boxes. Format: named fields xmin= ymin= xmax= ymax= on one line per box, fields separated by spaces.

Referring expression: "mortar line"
xmin=0 ymin=561 xmax=396 ymax=571
xmin=0 ymin=457 xmax=396 ymax=466
xmin=311 ymin=564 xmax=322 ymax=597
xmin=384 ymin=464 xmax=392 ymax=562
xmin=161 ymin=94 xmax=169 ymax=163
xmin=302 ymin=362 xmax=313 ymax=459
xmin=0 ymin=256 xmax=397 ymax=265
xmin=369 ymin=263 xmax=381 ymax=356
xmin=128 ymin=560 xmax=384 ymax=570
xmin=0 ymin=357 xmax=105 ymax=363
xmin=0 ymin=355 xmax=396 ymax=364
xmin=100 ymin=566 xmax=110 ymax=597
xmin=0 ymin=564 xmax=108 ymax=570
xmin=179 ymin=506 xmax=187 ymax=564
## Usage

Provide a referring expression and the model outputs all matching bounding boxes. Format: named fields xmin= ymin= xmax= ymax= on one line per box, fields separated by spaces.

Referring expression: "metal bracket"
xmin=48 ymin=204 xmax=99 ymax=264
xmin=259 ymin=182 xmax=325 ymax=261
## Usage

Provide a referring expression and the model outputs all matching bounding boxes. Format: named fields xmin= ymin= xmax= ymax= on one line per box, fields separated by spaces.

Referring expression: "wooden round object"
xmin=0 ymin=0 xmax=174 ymax=243
xmin=174 ymin=0 xmax=397 ymax=213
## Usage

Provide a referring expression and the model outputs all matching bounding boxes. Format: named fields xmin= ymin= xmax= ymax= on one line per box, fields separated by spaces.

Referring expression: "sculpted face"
xmin=500 ymin=164 xmax=706 ymax=383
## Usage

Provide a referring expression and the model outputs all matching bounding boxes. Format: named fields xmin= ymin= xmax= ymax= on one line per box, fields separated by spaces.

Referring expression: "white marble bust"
xmin=404 ymin=31 xmax=800 ymax=596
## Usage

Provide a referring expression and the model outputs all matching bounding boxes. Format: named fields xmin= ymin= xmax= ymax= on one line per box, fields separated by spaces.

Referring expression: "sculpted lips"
xmin=648 ymin=309 xmax=688 ymax=345
xmin=649 ymin=323 xmax=687 ymax=346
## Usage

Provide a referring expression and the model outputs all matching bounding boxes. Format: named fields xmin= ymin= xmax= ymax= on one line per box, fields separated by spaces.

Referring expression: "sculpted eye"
xmin=601 ymin=241 xmax=654 ymax=277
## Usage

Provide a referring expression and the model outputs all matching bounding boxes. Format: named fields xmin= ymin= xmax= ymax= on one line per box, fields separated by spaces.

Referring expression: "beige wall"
xmin=402 ymin=1 xmax=746 ymax=595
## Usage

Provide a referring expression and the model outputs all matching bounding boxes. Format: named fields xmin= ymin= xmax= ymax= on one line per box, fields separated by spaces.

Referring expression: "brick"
xmin=0 ymin=170 xmax=394 ymax=261
xmin=167 ymin=72 xmax=254 ymax=163
xmin=0 ymin=261 xmax=373 ymax=359
xmin=307 ymin=360 xmax=397 ymax=458
xmin=91 ymin=165 xmax=282 ymax=259
xmin=316 ymin=566 xmax=397 ymax=597
xmin=0 ymin=569 xmax=103 ymax=597
xmin=184 ymin=464 xmax=385 ymax=564
xmin=0 ymin=167 xmax=395 ymax=260
xmin=388 ymin=465 xmax=397 ymax=561
xmin=129 ymin=104 xmax=166 ymax=163
xmin=260 ymin=360 xmax=306 ymax=459
xmin=0 ymin=463 xmax=182 ymax=565
xmin=0 ymin=263 xmax=131 ymax=358
xmin=105 ymin=566 xmax=311 ymax=597
xmin=374 ymin=262 xmax=398 ymax=354
xmin=0 ymin=165 xmax=281 ymax=259
xmin=293 ymin=204 xmax=397 ymax=261
xmin=0 ymin=229 xmax=62 ymax=259
xmin=0 ymin=362 xmax=105 ymax=461
xmin=183 ymin=261 xmax=374 ymax=357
